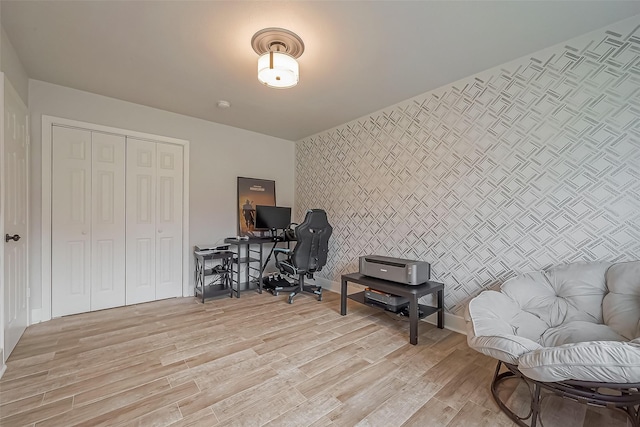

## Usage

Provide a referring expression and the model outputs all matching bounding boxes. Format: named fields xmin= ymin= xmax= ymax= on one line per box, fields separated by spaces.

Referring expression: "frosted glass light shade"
xmin=257 ymin=51 xmax=299 ymax=88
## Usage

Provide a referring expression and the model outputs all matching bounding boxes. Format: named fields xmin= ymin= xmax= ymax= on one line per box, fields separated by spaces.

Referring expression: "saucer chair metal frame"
xmin=491 ymin=361 xmax=640 ymax=427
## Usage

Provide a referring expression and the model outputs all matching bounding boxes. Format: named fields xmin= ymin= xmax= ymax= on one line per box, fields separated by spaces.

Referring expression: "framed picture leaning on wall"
xmin=237 ymin=177 xmax=276 ymax=237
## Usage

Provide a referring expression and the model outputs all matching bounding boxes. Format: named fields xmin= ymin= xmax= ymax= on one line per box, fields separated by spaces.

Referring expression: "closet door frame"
xmin=41 ymin=115 xmax=190 ymax=321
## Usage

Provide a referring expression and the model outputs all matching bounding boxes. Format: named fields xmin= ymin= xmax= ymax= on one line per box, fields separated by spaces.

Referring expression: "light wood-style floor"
xmin=0 ymin=291 xmax=630 ymax=427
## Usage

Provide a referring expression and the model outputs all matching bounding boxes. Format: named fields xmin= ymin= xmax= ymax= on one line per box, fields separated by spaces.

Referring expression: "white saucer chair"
xmin=465 ymin=260 xmax=640 ymax=427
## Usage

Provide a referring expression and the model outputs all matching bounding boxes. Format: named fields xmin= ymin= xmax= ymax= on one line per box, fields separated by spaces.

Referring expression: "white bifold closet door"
xmin=51 ymin=127 xmax=126 ymax=317
xmin=126 ymin=138 xmax=183 ymax=305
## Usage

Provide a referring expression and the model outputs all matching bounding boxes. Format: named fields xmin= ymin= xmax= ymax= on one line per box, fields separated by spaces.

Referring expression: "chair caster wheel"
xmin=274 ymin=291 xmax=279 ymax=296
xmin=318 ymin=295 xmax=322 ymax=301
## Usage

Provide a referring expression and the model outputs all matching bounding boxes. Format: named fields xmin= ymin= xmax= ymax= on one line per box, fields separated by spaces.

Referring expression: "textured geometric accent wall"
xmin=296 ymin=20 xmax=640 ymax=315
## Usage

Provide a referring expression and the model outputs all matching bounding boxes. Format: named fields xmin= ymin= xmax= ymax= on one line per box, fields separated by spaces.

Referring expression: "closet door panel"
xmin=155 ymin=143 xmax=183 ymax=299
xmin=51 ymin=126 xmax=92 ymax=317
xmin=126 ymin=138 xmax=157 ymax=305
xmin=91 ymin=132 xmax=126 ymax=310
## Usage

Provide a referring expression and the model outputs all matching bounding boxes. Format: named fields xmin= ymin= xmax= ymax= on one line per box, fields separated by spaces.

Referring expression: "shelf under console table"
xmin=340 ymin=273 xmax=444 ymax=345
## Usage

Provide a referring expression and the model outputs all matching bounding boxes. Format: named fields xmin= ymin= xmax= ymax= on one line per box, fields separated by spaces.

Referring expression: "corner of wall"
xmin=0 ymin=26 xmax=28 ymax=106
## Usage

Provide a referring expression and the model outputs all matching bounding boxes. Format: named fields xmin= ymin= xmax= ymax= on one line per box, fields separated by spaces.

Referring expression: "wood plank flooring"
xmin=0 ymin=291 xmax=631 ymax=426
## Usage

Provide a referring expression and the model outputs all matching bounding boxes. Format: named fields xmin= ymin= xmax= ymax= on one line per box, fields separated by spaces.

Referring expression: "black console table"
xmin=341 ymin=273 xmax=444 ymax=345
xmin=194 ymin=249 xmax=234 ymax=302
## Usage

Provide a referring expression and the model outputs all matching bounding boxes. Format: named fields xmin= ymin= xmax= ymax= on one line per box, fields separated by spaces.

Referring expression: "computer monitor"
xmin=255 ymin=205 xmax=292 ymax=231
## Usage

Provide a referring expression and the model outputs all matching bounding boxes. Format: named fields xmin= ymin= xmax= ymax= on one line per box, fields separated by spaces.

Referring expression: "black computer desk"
xmin=223 ymin=235 xmax=292 ymax=297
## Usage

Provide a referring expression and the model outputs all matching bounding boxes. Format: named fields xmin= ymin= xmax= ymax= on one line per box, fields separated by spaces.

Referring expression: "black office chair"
xmin=272 ymin=209 xmax=332 ymax=304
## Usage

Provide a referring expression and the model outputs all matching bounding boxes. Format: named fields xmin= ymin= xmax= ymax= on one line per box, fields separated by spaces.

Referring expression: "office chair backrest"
xmin=291 ymin=209 xmax=332 ymax=273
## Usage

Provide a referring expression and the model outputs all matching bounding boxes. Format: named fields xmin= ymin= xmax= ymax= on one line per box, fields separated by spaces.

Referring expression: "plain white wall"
xmin=29 ymin=79 xmax=295 ymax=312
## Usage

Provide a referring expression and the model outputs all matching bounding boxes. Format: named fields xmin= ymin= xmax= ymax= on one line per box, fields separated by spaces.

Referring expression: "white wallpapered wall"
xmin=296 ymin=18 xmax=640 ymax=315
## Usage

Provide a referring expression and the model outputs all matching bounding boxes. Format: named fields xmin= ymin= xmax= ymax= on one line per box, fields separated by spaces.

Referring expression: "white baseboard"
xmin=422 ymin=311 xmax=467 ymax=335
xmin=31 ymin=308 xmax=42 ymax=325
xmin=307 ymin=276 xmax=467 ymax=336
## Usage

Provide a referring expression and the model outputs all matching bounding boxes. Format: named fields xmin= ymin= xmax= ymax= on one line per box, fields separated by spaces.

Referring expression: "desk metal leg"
xmin=234 ymin=250 xmax=241 ymax=298
xmin=194 ymin=255 xmax=199 ymax=296
xmin=240 ymin=244 xmax=247 ymax=298
xmin=409 ymin=296 xmax=418 ymax=345
xmin=239 ymin=246 xmax=244 ymax=298
xmin=257 ymin=243 xmax=263 ymax=294
xmin=437 ymin=289 xmax=444 ymax=329
xmin=226 ymin=257 xmax=233 ymax=298
xmin=195 ymin=255 xmax=203 ymax=302
xmin=340 ymin=279 xmax=347 ymax=315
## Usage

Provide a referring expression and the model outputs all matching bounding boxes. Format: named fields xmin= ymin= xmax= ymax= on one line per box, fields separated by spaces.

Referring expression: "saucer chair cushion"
xmin=466 ymin=260 xmax=640 ymax=383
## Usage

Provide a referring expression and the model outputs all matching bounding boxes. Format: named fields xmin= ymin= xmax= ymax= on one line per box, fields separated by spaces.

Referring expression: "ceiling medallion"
xmin=251 ymin=28 xmax=305 ymax=89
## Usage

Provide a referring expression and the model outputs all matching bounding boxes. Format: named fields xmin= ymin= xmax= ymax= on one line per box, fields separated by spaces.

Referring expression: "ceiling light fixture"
xmin=251 ymin=27 xmax=305 ymax=89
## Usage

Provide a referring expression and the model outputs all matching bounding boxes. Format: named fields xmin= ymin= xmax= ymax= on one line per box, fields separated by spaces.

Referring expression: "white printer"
xmin=359 ymin=255 xmax=430 ymax=286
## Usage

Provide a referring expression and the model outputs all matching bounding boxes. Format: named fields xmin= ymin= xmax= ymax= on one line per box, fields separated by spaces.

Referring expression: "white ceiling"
xmin=3 ymin=1 xmax=640 ymax=141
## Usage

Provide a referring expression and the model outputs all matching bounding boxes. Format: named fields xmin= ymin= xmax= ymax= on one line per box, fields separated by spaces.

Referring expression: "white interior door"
xmin=156 ymin=142 xmax=183 ymax=300
xmin=126 ymin=138 xmax=157 ymax=304
xmin=126 ymin=139 xmax=183 ymax=304
xmin=51 ymin=126 xmax=92 ymax=317
xmin=3 ymin=78 xmax=29 ymax=361
xmin=91 ymin=132 xmax=126 ymax=310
